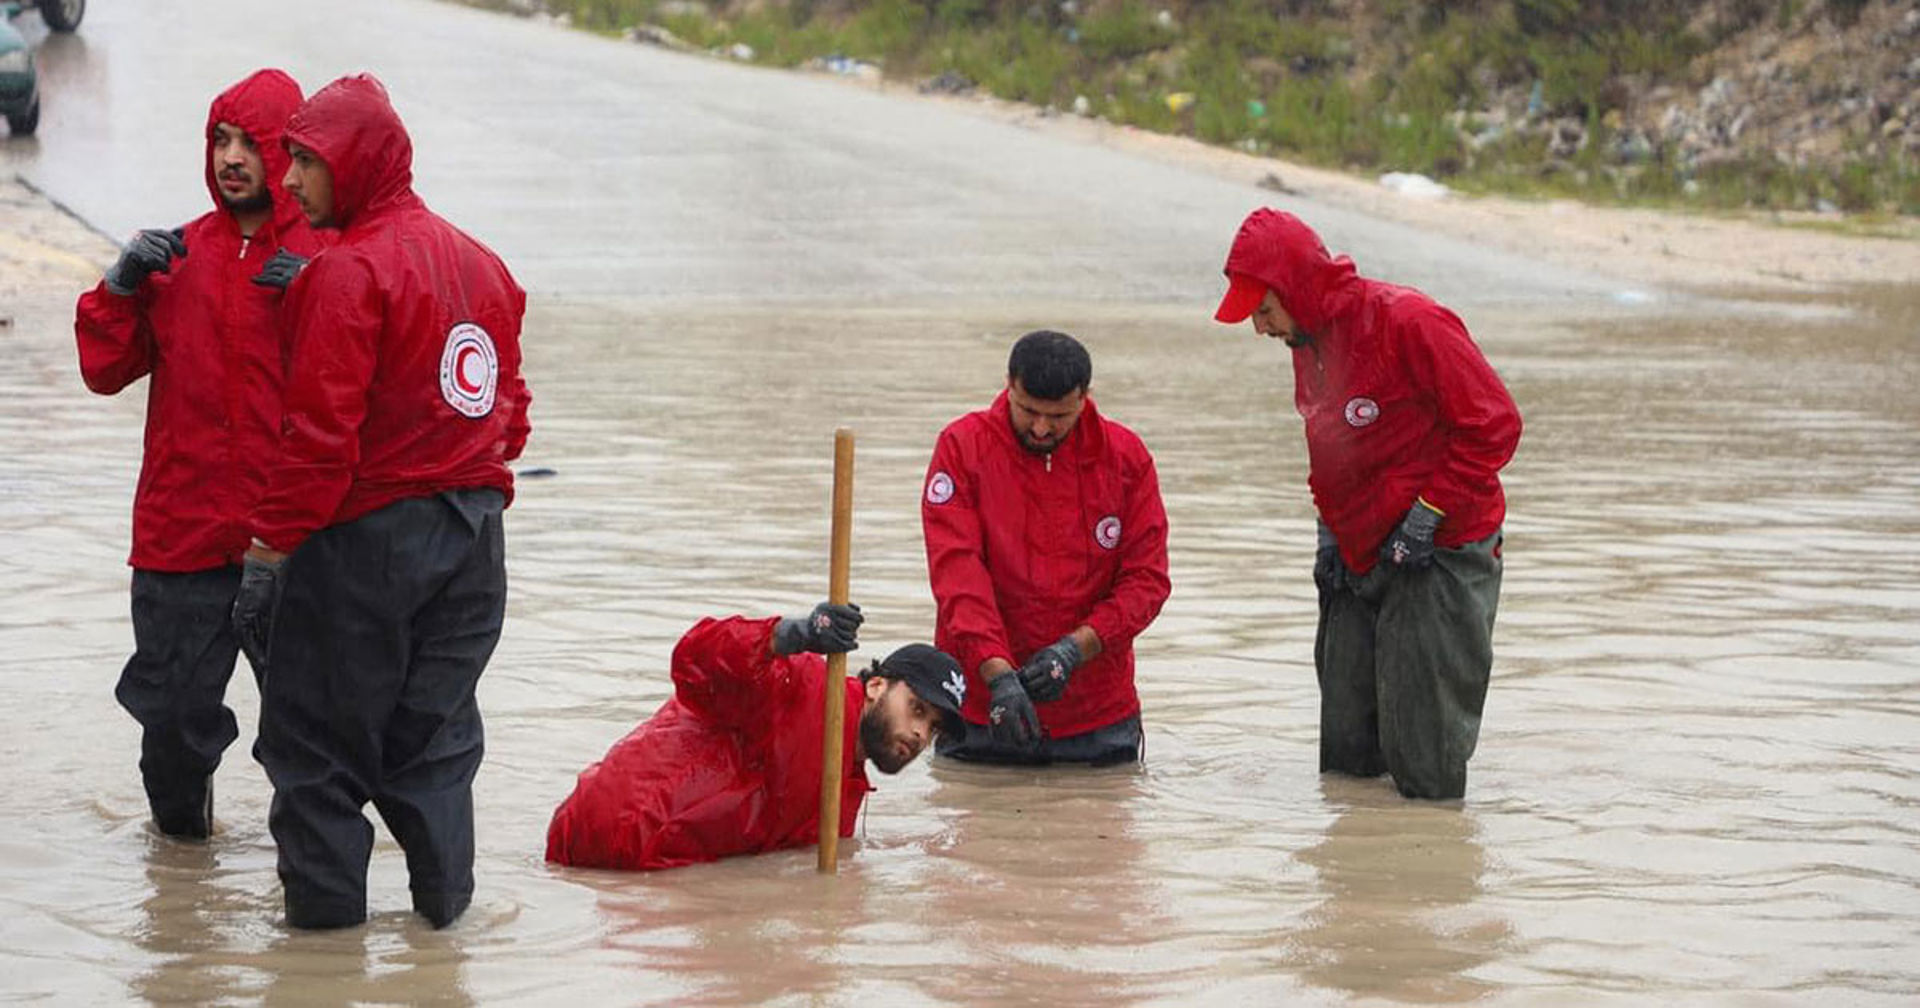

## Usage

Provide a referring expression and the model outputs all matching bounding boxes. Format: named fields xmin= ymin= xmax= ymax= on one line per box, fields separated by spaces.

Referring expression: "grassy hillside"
xmin=529 ymin=0 xmax=1920 ymax=215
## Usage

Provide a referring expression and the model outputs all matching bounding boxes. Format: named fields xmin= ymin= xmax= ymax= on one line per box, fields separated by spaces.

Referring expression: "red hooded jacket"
xmin=1222 ymin=209 xmax=1521 ymax=574
xmin=922 ymin=392 xmax=1171 ymax=738
xmin=74 ymin=69 xmax=327 ymax=571
xmin=545 ymin=617 xmax=872 ymax=871
xmin=248 ymin=74 xmax=531 ymax=553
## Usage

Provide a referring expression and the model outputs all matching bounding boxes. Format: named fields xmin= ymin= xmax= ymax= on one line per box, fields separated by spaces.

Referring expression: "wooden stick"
xmin=817 ymin=427 xmax=855 ymax=873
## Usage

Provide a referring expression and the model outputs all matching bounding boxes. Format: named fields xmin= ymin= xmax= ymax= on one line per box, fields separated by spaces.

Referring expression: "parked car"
xmin=0 ymin=15 xmax=36 ymax=135
xmin=18 ymin=0 xmax=81 ymax=32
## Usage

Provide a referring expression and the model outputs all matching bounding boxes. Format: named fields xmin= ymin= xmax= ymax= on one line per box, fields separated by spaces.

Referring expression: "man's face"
xmin=282 ymin=142 xmax=336 ymax=228
xmin=211 ymin=121 xmax=271 ymax=215
xmin=860 ymin=678 xmax=942 ymax=775
xmin=1005 ymin=378 xmax=1086 ymax=455
xmin=1251 ymin=290 xmax=1310 ymax=348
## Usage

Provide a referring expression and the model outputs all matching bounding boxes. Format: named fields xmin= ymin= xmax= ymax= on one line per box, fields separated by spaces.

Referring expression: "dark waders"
xmin=254 ymin=489 xmax=505 ymax=930
xmin=1316 ymin=532 xmax=1502 ymax=800
xmin=936 ymin=714 xmax=1144 ymax=767
xmin=117 ymin=566 xmax=251 ymax=839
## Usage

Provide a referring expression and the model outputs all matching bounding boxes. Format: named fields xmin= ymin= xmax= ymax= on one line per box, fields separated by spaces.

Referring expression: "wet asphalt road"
xmin=2 ymin=0 xmax=1629 ymax=308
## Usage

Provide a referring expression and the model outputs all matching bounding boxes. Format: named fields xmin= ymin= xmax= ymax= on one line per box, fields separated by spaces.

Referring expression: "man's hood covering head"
xmin=203 ymin=68 xmax=304 ymax=220
xmin=1219 ymin=208 xmax=1364 ymax=334
xmin=282 ymin=72 xmax=416 ymax=228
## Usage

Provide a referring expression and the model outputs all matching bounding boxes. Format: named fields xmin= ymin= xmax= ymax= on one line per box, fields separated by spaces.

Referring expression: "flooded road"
xmin=4 ymin=2 xmax=1919 ymax=1005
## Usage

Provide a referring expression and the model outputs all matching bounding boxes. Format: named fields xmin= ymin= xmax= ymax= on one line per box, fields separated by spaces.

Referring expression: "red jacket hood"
xmin=283 ymin=73 xmax=418 ymax=229
xmin=1220 ymin=208 xmax=1364 ymax=335
xmin=203 ymin=68 xmax=305 ymax=230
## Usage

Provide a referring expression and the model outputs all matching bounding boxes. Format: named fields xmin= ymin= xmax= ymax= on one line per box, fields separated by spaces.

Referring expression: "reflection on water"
xmin=2 ymin=289 xmax=1918 ymax=1004
xmin=1293 ymin=779 xmax=1507 ymax=1003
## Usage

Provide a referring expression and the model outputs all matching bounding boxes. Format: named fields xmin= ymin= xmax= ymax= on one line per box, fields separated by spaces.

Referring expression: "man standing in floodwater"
xmin=921 ymin=330 xmax=1171 ymax=765
xmin=1214 ymin=208 xmax=1521 ymax=801
xmin=232 ymin=73 xmax=531 ymax=929
xmin=73 ymin=68 xmax=324 ymax=841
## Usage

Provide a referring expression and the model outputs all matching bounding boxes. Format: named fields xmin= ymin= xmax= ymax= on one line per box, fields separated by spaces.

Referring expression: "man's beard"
xmin=223 ymin=189 xmax=272 ymax=215
xmin=860 ymin=707 xmax=910 ymax=775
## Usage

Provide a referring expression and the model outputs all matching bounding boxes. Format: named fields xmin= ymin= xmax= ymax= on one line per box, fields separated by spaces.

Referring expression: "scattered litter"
xmin=1257 ymin=171 xmax=1299 ymax=195
xmin=623 ymin=24 xmax=692 ymax=50
xmin=517 ymin=467 xmax=559 ymax=479
xmin=1246 ymin=99 xmax=1266 ymax=119
xmin=1071 ymin=94 xmax=1091 ymax=117
xmin=1165 ymin=91 xmax=1195 ymax=114
xmin=814 ymin=55 xmax=882 ymax=82
xmin=727 ymin=42 xmax=755 ymax=61
xmin=1378 ymin=171 xmax=1450 ymax=199
xmin=1155 ymin=9 xmax=1175 ymax=29
xmin=920 ymin=71 xmax=975 ymax=96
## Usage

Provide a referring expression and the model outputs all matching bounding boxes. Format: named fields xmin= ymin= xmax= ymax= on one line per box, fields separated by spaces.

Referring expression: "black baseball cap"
xmin=871 ymin=643 xmax=967 ymax=738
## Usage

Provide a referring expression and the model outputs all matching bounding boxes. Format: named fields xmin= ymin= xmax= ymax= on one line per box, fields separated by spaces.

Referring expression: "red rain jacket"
xmin=74 ymin=69 xmax=326 ymax=571
xmin=922 ymin=392 xmax=1171 ymax=738
xmin=1222 ymin=209 xmax=1521 ymax=575
xmin=545 ymin=617 xmax=872 ymax=871
xmin=248 ymin=74 xmax=530 ymax=553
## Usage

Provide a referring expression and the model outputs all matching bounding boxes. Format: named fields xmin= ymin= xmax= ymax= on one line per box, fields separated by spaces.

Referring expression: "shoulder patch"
xmin=440 ymin=322 xmax=498 ymax=418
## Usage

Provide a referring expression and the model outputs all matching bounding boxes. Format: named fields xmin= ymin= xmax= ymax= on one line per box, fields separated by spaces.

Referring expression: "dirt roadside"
xmin=903 ymin=85 xmax=1920 ymax=297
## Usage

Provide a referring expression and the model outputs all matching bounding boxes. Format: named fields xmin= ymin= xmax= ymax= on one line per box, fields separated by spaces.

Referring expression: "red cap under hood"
xmin=1218 ymin=208 xmax=1363 ymax=334
xmin=203 ymin=68 xmax=303 ymax=223
xmin=282 ymin=73 xmax=417 ymax=229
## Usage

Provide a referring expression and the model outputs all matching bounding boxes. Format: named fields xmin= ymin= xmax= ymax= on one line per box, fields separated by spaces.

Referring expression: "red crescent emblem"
xmin=455 ymin=345 xmax=484 ymax=394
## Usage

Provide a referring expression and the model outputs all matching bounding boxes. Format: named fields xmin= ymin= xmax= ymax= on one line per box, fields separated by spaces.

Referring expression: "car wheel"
xmin=6 ymin=95 xmax=38 ymax=136
xmin=41 ymin=0 xmax=85 ymax=32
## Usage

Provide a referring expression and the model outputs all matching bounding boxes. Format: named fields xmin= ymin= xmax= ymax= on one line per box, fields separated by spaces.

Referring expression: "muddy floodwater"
xmin=3 ymin=1 xmax=1919 ymax=1004
xmin=3 ymin=293 xmax=1917 ymax=1005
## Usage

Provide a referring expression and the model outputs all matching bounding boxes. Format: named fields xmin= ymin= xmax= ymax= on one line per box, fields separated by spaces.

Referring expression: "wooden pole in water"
xmin=817 ymin=427 xmax=855 ymax=874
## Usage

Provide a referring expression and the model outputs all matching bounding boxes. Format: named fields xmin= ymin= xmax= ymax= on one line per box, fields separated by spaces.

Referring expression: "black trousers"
xmin=1316 ymin=531 xmax=1503 ymax=800
xmin=254 ymin=489 xmax=506 ymax=930
xmin=116 ymin=565 xmax=251 ymax=838
xmin=935 ymin=714 xmax=1144 ymax=767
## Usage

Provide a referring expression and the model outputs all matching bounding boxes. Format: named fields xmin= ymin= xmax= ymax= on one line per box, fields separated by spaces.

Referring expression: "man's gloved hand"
xmin=1313 ymin=520 xmax=1345 ymax=594
xmin=1016 ymin=634 xmax=1083 ymax=703
xmin=251 ymin=248 xmax=311 ymax=290
xmin=771 ymin=601 xmax=863 ymax=655
xmin=105 ymin=228 xmax=187 ymax=295
xmin=986 ymin=672 xmax=1042 ymax=748
xmin=1380 ymin=499 xmax=1444 ymax=570
xmin=231 ymin=552 xmax=284 ymax=671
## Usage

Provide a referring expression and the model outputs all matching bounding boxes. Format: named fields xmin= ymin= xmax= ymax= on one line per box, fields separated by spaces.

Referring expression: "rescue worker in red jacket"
xmin=1213 ymin=208 xmax=1521 ymax=800
xmin=922 ymin=330 xmax=1171 ymax=765
xmin=73 ymin=68 xmax=325 ymax=841
xmin=230 ymin=73 xmax=532 ymax=930
xmin=546 ymin=603 xmax=967 ymax=870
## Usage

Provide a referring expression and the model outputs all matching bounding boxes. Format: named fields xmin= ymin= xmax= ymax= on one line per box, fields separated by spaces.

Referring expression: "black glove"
xmin=231 ymin=553 xmax=284 ymax=671
xmin=105 ymin=228 xmax=187 ymax=295
xmin=1380 ymin=499 xmax=1444 ymax=570
xmin=1313 ymin=520 xmax=1345 ymax=594
xmin=986 ymin=672 xmax=1042 ymax=748
xmin=771 ymin=601 xmax=863 ymax=655
xmin=1015 ymin=634 xmax=1083 ymax=703
xmin=251 ymin=248 xmax=311 ymax=290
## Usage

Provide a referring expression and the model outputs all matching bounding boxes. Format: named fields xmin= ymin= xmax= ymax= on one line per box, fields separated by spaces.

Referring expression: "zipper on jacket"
xmin=1045 ymin=451 xmax=1053 ymax=473
xmin=238 ymin=236 xmax=251 ymax=259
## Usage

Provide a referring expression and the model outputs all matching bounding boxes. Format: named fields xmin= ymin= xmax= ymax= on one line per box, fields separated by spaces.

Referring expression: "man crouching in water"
xmin=546 ymin=601 xmax=966 ymax=870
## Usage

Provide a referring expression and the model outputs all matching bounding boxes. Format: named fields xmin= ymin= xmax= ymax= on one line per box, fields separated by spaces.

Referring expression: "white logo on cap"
xmin=1344 ymin=396 xmax=1380 ymax=428
xmin=943 ymin=669 xmax=966 ymax=705
xmin=439 ymin=323 xmax=498 ymax=418
xmin=1094 ymin=515 xmax=1122 ymax=550
xmin=926 ymin=471 xmax=955 ymax=505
